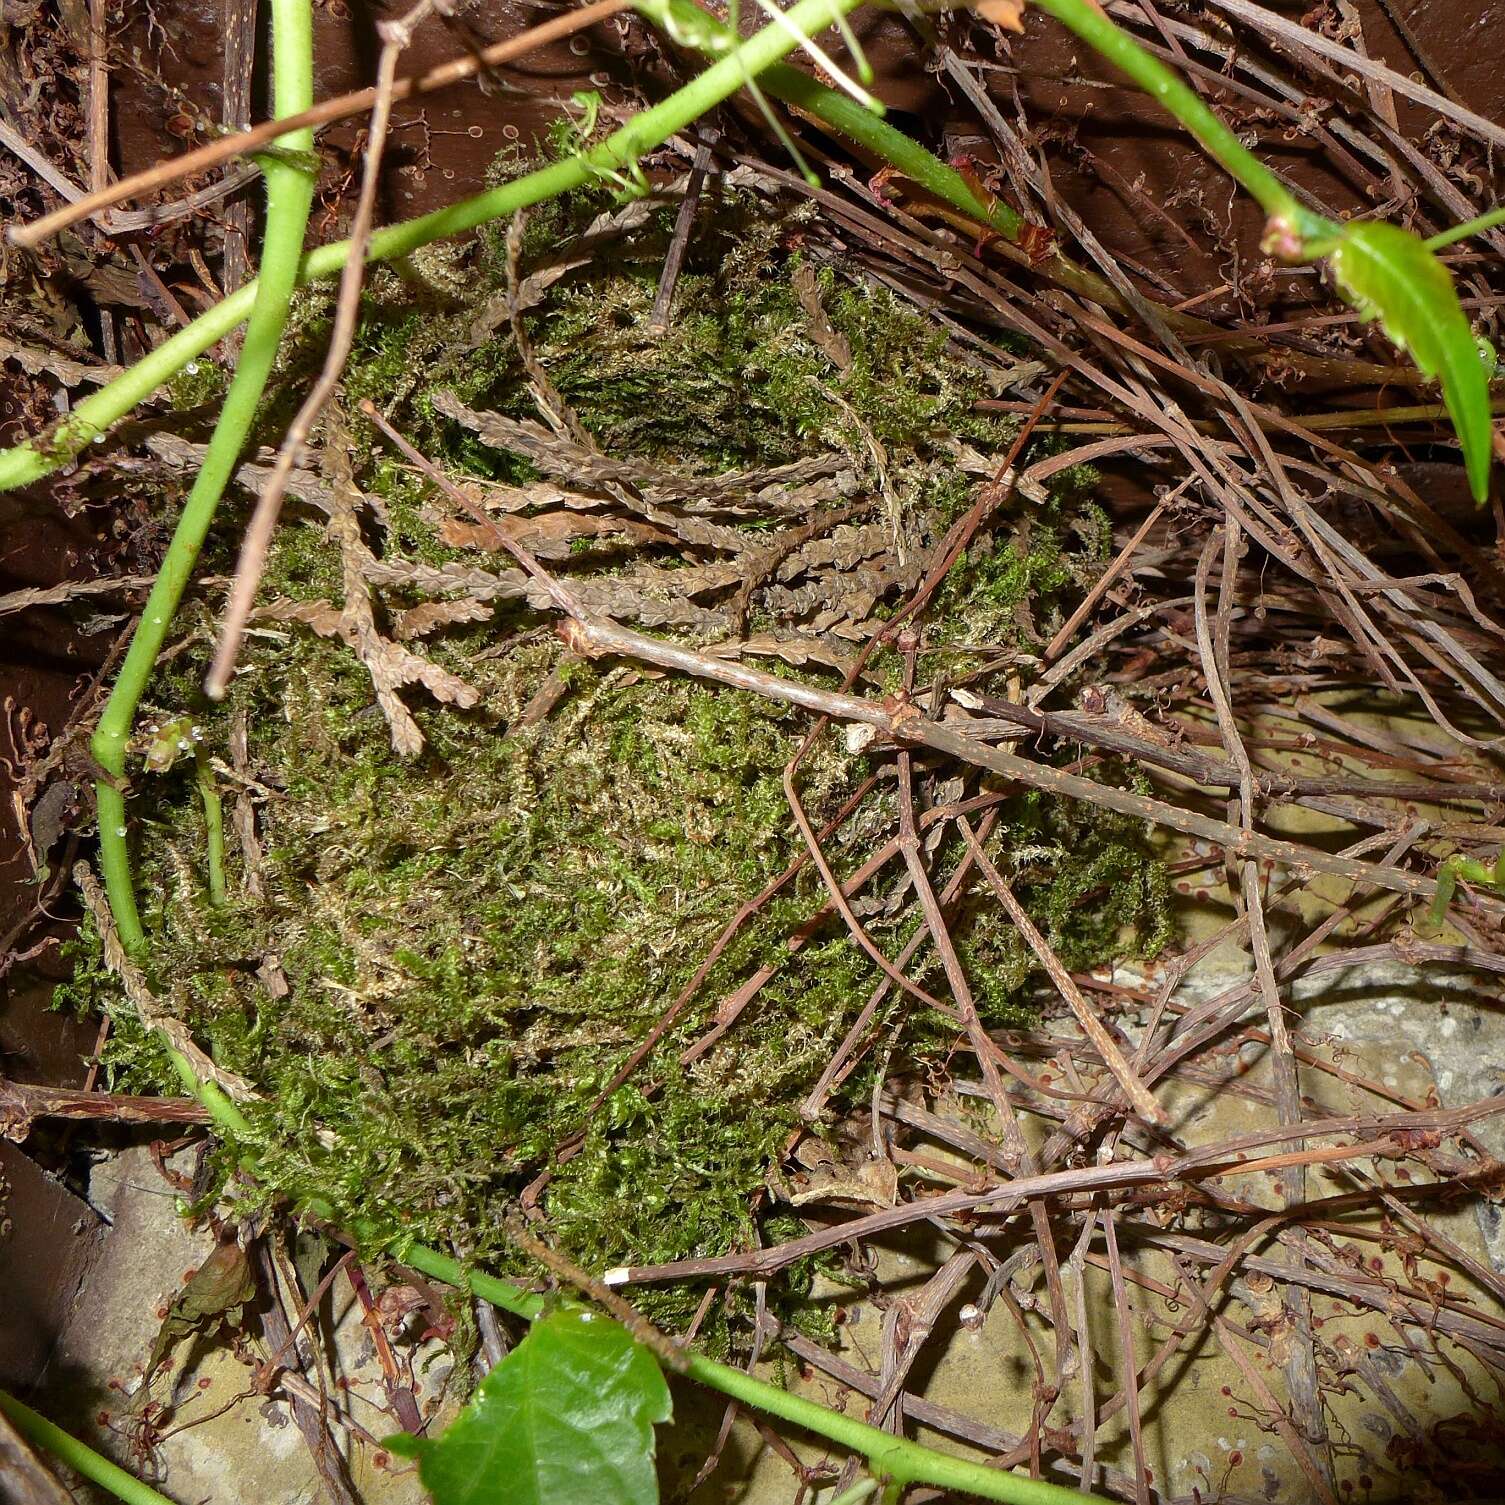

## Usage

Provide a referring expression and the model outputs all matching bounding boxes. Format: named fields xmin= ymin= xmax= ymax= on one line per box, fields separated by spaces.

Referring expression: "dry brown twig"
xmin=253 ymin=1241 xmax=360 ymax=1505
xmin=1194 ymin=0 xmax=1505 ymax=153
xmin=956 ymin=817 xmax=1167 ymax=1125
xmin=598 ymin=1098 xmax=1505 ymax=1285
xmin=556 ymin=611 xmax=1459 ymax=905
xmin=1194 ymin=520 xmax=1334 ymax=1484
xmin=0 ymin=1080 xmax=211 ymax=1140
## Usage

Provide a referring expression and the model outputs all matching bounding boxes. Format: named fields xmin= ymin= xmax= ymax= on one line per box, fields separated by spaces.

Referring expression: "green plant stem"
xmin=649 ymin=0 xmax=1028 ymax=237
xmin=1032 ymin=0 xmax=1318 ymax=234
xmin=158 ymin=1045 xmax=1096 ymax=1505
xmin=756 ymin=59 xmax=1027 ymax=241
xmin=0 ymin=1391 xmax=178 ymax=1505
xmin=828 ymin=1483 xmax=880 ymax=1505
xmin=88 ymin=0 xmax=317 ymax=951
xmin=1426 ymin=204 xmax=1505 ymax=251
xmin=196 ymin=751 xmax=227 ymax=906
xmin=673 ymin=1350 xmax=1088 ymax=1503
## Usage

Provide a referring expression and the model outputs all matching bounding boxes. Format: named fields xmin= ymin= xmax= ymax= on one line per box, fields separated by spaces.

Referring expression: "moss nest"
xmin=61 ymin=194 xmax=1171 ymax=1340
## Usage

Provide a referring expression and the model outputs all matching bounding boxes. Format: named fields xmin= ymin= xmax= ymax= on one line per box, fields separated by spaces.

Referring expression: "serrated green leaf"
xmin=387 ymin=1308 xmax=672 ymax=1505
xmin=1328 ymin=220 xmax=1494 ymax=503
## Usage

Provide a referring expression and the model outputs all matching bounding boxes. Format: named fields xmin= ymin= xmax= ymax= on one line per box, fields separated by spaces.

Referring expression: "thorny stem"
xmin=89 ymin=0 xmax=316 ymax=951
xmin=0 ymin=1390 xmax=178 ymax=1505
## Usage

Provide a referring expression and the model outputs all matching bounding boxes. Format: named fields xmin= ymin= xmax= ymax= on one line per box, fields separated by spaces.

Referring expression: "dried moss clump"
xmin=60 ymin=199 xmax=1171 ymax=1338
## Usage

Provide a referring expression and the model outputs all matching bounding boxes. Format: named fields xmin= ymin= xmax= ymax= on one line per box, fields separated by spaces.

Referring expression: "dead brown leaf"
xmin=393 ymin=598 xmax=493 ymax=640
xmin=436 ymin=512 xmax=676 ymax=560
xmin=792 ymin=263 xmax=853 ymax=372
xmin=319 ymin=410 xmax=480 ymax=757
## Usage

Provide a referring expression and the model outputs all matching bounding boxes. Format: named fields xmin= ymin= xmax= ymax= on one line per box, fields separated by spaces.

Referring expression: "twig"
xmin=601 ymin=1100 xmax=1505 ymax=1285
xmin=1098 ymin=1209 xmax=1149 ymax=1505
xmin=764 ymin=1314 xmax=1138 ymax=1497
xmin=585 ymin=772 xmax=886 ymax=1111
xmin=1203 ymin=520 xmax=1333 ymax=1486
xmin=797 ymin=803 xmax=1004 ymax=1116
xmin=0 ymin=119 xmax=87 ymax=206
xmin=0 ymin=1079 xmax=210 ymax=1138
xmin=102 ymin=164 xmax=265 ymax=237
xmin=86 ymin=0 xmax=116 ymax=362
xmin=779 ymin=758 xmax=946 ymax=1015
xmin=504 ymin=1219 xmax=689 ymax=1375
xmin=677 ymin=791 xmax=1015 ymax=1070
xmin=649 ymin=129 xmax=718 ymax=332
xmin=557 ymin=613 xmax=1456 ymax=903
xmin=1064 ymin=1214 xmax=1098 ymax=1495
xmin=892 ymin=638 xmax=1073 ymax=1385
xmin=1168 ymin=1253 xmax=1339 ymax=1505
xmin=254 ymin=1240 xmax=360 ymax=1505
xmin=1197 ymin=0 xmax=1505 ymax=154
xmin=346 ymin=1260 xmax=423 ymax=1435
xmin=956 ymin=818 xmax=1167 ymax=1127
xmin=866 ymin=1252 xmax=976 ymax=1432
xmin=220 ymin=0 xmax=257 ymax=300
xmin=1042 ymin=500 xmax=1166 ymax=662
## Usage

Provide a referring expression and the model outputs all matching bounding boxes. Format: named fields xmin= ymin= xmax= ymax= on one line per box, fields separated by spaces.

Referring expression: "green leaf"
xmin=387 ymin=1308 xmax=672 ymax=1505
xmin=1328 ymin=220 xmax=1494 ymax=503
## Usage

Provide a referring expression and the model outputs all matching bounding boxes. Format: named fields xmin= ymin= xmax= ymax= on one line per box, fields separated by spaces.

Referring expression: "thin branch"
xmin=1197 ymin=0 xmax=1505 ymax=154
xmin=560 ymin=612 xmax=1457 ymax=905
xmin=956 ymin=817 xmax=1167 ymax=1126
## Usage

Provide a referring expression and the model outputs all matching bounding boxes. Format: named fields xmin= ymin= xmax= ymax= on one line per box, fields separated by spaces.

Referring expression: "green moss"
xmin=926 ymin=499 xmax=1113 ymax=661
xmin=165 ymin=356 xmax=229 ymax=413
xmin=60 ymin=197 xmax=1170 ymax=1346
